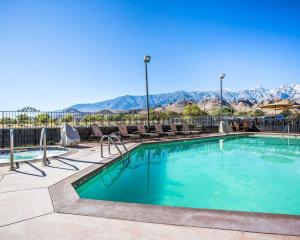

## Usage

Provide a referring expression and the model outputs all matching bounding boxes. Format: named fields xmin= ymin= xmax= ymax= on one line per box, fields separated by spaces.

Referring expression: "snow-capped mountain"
xmin=271 ymin=83 xmax=300 ymax=100
xmin=63 ymin=83 xmax=300 ymax=112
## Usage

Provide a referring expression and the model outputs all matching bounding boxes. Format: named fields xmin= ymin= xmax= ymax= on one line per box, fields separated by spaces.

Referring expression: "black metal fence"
xmin=0 ymin=111 xmax=222 ymax=148
xmin=252 ymin=118 xmax=300 ymax=132
xmin=0 ymin=111 xmax=221 ymax=128
xmin=1 ymin=110 xmax=300 ymax=149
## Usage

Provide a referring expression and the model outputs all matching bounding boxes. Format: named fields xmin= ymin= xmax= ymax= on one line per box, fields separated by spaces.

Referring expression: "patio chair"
xmin=118 ymin=124 xmax=141 ymax=141
xmin=90 ymin=124 xmax=103 ymax=142
xmin=233 ymin=121 xmax=240 ymax=132
xmin=137 ymin=124 xmax=160 ymax=139
xmin=170 ymin=124 xmax=191 ymax=136
xmin=155 ymin=123 xmax=176 ymax=138
xmin=243 ymin=120 xmax=250 ymax=132
xmin=181 ymin=124 xmax=200 ymax=135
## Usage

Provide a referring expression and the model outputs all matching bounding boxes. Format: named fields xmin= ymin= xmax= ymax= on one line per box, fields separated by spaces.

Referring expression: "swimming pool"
xmin=0 ymin=147 xmax=69 ymax=164
xmin=76 ymin=135 xmax=300 ymax=215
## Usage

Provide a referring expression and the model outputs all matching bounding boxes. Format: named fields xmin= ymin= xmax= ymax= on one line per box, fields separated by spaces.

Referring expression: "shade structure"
xmin=288 ymin=104 xmax=300 ymax=109
xmin=259 ymin=100 xmax=294 ymax=111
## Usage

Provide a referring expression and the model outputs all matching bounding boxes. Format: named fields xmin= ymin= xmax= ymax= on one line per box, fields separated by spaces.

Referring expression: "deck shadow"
xmin=13 ymin=161 xmax=46 ymax=177
xmin=53 ymin=156 xmax=103 ymax=165
xmin=49 ymin=158 xmax=79 ymax=171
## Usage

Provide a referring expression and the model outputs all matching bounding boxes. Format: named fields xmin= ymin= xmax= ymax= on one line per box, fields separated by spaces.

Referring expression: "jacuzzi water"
xmin=0 ymin=148 xmax=68 ymax=164
xmin=76 ymin=135 xmax=300 ymax=215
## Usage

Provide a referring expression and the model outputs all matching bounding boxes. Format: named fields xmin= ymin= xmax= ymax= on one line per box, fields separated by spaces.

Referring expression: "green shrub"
xmin=212 ymin=107 xmax=235 ymax=116
xmin=16 ymin=114 xmax=30 ymax=124
xmin=182 ymin=104 xmax=207 ymax=117
xmin=83 ymin=114 xmax=103 ymax=123
xmin=35 ymin=113 xmax=50 ymax=124
xmin=61 ymin=114 xmax=73 ymax=123
xmin=250 ymin=109 xmax=265 ymax=117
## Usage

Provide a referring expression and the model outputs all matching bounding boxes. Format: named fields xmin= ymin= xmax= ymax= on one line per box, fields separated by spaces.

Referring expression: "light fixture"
xmin=220 ymin=73 xmax=225 ymax=81
xmin=144 ymin=55 xmax=151 ymax=63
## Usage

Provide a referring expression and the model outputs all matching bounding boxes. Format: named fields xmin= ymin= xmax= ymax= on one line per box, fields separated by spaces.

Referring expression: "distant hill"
xmin=62 ymin=83 xmax=300 ymax=112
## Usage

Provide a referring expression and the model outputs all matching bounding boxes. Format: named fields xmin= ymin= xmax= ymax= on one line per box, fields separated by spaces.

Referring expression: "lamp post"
xmin=220 ymin=73 xmax=225 ymax=119
xmin=144 ymin=55 xmax=151 ymax=130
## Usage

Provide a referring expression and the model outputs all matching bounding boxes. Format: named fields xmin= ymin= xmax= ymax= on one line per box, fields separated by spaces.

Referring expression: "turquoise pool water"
xmin=76 ymin=136 xmax=300 ymax=215
xmin=0 ymin=148 xmax=68 ymax=164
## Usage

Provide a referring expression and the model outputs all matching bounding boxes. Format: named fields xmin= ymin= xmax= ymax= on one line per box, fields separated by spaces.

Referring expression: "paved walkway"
xmin=0 ymin=142 xmax=299 ymax=240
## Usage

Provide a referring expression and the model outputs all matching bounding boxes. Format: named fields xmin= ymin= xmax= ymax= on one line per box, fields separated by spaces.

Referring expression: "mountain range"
xmin=63 ymin=83 xmax=300 ymax=112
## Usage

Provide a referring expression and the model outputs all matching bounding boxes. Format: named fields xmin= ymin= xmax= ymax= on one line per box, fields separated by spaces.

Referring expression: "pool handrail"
xmin=10 ymin=128 xmax=14 ymax=170
xmin=282 ymin=124 xmax=290 ymax=138
xmin=40 ymin=128 xmax=49 ymax=166
xmin=100 ymin=134 xmax=128 ymax=158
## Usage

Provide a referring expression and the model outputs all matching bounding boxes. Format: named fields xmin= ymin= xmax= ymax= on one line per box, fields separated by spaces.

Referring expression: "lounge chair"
xmin=155 ymin=123 xmax=176 ymax=138
xmin=90 ymin=124 xmax=103 ymax=141
xmin=170 ymin=124 xmax=191 ymax=136
xmin=243 ymin=120 xmax=250 ymax=132
xmin=233 ymin=121 xmax=240 ymax=132
xmin=181 ymin=124 xmax=200 ymax=135
xmin=118 ymin=124 xmax=141 ymax=141
xmin=137 ymin=124 xmax=160 ymax=139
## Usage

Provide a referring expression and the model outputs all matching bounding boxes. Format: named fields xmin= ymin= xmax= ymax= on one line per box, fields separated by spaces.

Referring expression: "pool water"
xmin=0 ymin=148 xmax=68 ymax=164
xmin=76 ymin=136 xmax=300 ymax=215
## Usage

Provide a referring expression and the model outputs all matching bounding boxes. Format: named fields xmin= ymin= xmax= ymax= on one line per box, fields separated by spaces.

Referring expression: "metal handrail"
xmin=109 ymin=134 xmax=128 ymax=153
xmin=100 ymin=135 xmax=123 ymax=158
xmin=40 ymin=128 xmax=49 ymax=166
xmin=10 ymin=129 xmax=14 ymax=170
xmin=282 ymin=125 xmax=290 ymax=138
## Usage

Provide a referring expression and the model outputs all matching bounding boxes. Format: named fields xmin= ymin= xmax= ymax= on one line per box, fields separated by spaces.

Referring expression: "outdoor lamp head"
xmin=144 ymin=55 xmax=151 ymax=63
xmin=220 ymin=73 xmax=225 ymax=80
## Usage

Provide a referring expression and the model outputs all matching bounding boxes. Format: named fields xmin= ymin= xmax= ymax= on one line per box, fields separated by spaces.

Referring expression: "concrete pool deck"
xmin=0 ymin=134 xmax=300 ymax=239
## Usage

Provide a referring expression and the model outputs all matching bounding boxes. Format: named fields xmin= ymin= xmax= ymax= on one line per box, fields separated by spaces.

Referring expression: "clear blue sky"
xmin=0 ymin=0 xmax=300 ymax=110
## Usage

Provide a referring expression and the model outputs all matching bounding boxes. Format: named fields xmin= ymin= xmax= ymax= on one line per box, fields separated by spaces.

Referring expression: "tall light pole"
xmin=144 ymin=55 xmax=151 ymax=130
xmin=220 ymin=73 xmax=226 ymax=119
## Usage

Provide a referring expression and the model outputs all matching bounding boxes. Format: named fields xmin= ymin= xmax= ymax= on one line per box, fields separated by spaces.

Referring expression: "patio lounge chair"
xmin=170 ymin=124 xmax=191 ymax=136
xmin=118 ymin=124 xmax=141 ymax=141
xmin=243 ymin=120 xmax=250 ymax=132
xmin=181 ymin=124 xmax=200 ymax=135
xmin=155 ymin=123 xmax=176 ymax=138
xmin=90 ymin=124 xmax=103 ymax=141
xmin=233 ymin=121 xmax=240 ymax=132
xmin=137 ymin=124 xmax=160 ymax=139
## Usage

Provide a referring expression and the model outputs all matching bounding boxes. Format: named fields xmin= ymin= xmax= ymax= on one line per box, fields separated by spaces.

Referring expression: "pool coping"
xmin=49 ymin=132 xmax=300 ymax=236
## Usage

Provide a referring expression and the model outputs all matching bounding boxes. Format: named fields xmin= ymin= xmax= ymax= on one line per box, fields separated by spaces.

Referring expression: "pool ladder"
xmin=100 ymin=134 xmax=129 ymax=158
xmin=9 ymin=128 xmax=49 ymax=170
xmin=282 ymin=125 xmax=290 ymax=139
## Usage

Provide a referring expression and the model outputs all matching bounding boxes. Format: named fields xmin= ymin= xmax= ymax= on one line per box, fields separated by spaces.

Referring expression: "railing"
xmin=40 ymin=128 xmax=49 ymax=166
xmin=100 ymin=135 xmax=122 ymax=157
xmin=9 ymin=128 xmax=14 ymax=170
xmin=253 ymin=118 xmax=300 ymax=133
xmin=100 ymin=134 xmax=128 ymax=158
xmin=0 ymin=111 xmax=221 ymax=129
xmin=0 ymin=111 xmax=221 ymax=148
xmin=1 ymin=110 xmax=300 ymax=149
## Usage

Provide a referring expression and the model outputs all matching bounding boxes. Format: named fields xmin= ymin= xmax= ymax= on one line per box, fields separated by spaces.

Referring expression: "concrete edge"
xmin=49 ymin=133 xmax=300 ymax=236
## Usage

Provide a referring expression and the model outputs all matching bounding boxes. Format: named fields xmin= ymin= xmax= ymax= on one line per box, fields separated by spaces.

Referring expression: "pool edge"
xmin=0 ymin=145 xmax=76 ymax=166
xmin=49 ymin=133 xmax=300 ymax=236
